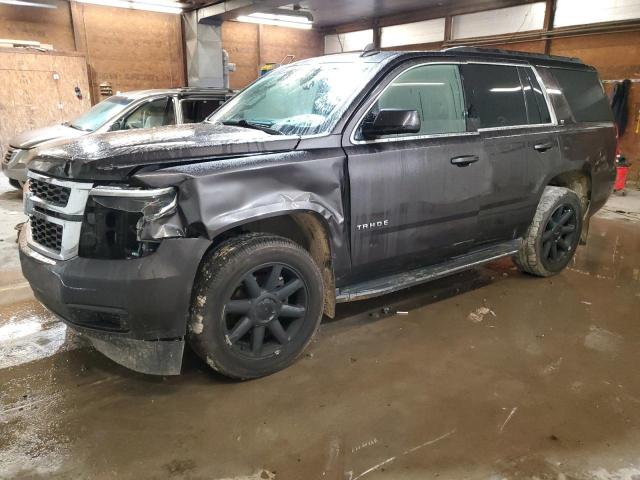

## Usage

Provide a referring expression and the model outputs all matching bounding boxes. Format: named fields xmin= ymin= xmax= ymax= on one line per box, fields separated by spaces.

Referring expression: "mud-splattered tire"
xmin=514 ymin=186 xmax=583 ymax=277
xmin=188 ymin=233 xmax=324 ymax=379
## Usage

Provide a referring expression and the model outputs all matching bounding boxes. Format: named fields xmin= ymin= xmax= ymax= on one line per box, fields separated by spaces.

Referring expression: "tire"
xmin=188 ymin=233 xmax=324 ymax=379
xmin=514 ymin=186 xmax=583 ymax=277
xmin=8 ymin=179 xmax=22 ymax=190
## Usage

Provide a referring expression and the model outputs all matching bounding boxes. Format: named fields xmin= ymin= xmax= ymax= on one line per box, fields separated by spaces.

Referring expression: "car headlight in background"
xmin=79 ymin=187 xmax=178 ymax=259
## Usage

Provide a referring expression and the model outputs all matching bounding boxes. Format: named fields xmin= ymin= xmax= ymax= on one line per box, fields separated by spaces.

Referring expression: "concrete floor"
xmin=1 ymin=176 xmax=639 ymax=480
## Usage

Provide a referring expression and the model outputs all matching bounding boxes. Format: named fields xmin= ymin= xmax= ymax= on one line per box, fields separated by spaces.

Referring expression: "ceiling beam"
xmin=322 ymin=0 xmax=541 ymax=33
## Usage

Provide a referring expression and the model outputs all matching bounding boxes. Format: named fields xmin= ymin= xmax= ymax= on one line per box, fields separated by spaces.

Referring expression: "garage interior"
xmin=0 ymin=0 xmax=639 ymax=478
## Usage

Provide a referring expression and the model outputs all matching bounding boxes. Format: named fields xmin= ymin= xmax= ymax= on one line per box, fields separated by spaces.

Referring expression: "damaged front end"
xmin=80 ymin=185 xmax=183 ymax=259
xmin=20 ymin=171 xmax=209 ymax=375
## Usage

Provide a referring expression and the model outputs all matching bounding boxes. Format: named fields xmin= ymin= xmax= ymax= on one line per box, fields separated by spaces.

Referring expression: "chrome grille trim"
xmin=24 ymin=172 xmax=94 ymax=261
xmin=25 ymin=171 xmax=93 ymax=216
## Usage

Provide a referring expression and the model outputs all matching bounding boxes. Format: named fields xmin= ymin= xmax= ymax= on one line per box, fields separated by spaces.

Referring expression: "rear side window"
xmin=518 ymin=67 xmax=552 ymax=125
xmin=550 ymin=68 xmax=612 ymax=122
xmin=361 ymin=63 xmax=466 ymax=138
xmin=461 ymin=64 xmax=528 ymax=129
xmin=181 ymin=99 xmax=223 ymax=123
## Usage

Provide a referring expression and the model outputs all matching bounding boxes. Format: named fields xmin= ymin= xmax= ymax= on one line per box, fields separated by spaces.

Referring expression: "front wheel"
xmin=188 ymin=233 xmax=324 ymax=379
xmin=514 ymin=186 xmax=583 ymax=277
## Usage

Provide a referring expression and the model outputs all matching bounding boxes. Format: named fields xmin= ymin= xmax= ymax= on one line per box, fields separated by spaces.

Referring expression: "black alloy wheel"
xmin=223 ymin=263 xmax=308 ymax=358
xmin=188 ymin=233 xmax=324 ymax=379
xmin=541 ymin=203 xmax=577 ymax=267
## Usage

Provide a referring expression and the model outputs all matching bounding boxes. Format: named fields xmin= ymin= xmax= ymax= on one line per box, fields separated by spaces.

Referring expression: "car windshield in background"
xmin=208 ymin=62 xmax=377 ymax=136
xmin=68 ymin=95 xmax=134 ymax=132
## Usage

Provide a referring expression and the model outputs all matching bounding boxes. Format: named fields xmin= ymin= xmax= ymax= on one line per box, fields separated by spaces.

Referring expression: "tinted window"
xmin=360 ymin=64 xmax=466 ymax=138
xmin=122 ymin=97 xmax=175 ymax=130
xmin=181 ymin=99 xmax=223 ymax=123
xmin=518 ymin=67 xmax=552 ymax=125
xmin=461 ymin=64 xmax=528 ymax=129
xmin=550 ymin=68 xmax=613 ymax=122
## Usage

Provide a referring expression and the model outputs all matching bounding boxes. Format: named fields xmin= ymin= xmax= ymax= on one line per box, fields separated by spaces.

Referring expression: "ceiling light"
xmin=0 ymin=0 xmax=57 ymax=7
xmin=237 ymin=11 xmax=313 ymax=29
xmin=75 ymin=0 xmax=183 ymax=14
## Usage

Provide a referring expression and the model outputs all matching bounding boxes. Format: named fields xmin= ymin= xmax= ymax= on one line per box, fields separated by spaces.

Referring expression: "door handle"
xmin=534 ymin=142 xmax=554 ymax=152
xmin=450 ymin=155 xmax=479 ymax=167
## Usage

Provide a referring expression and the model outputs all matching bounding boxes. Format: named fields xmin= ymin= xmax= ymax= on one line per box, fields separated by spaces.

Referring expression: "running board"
xmin=335 ymin=239 xmax=521 ymax=303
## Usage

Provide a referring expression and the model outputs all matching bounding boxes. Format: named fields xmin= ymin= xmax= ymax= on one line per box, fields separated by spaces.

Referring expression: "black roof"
xmin=313 ymin=46 xmax=589 ymax=70
xmin=440 ymin=46 xmax=584 ymax=66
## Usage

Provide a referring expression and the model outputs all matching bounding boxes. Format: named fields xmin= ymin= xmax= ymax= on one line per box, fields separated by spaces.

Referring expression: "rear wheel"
xmin=514 ymin=186 xmax=582 ymax=277
xmin=188 ymin=233 xmax=324 ymax=379
xmin=8 ymin=179 xmax=22 ymax=190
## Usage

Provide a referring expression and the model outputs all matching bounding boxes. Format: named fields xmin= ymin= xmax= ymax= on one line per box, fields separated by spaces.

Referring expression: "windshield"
xmin=208 ymin=62 xmax=377 ymax=136
xmin=69 ymin=96 xmax=134 ymax=132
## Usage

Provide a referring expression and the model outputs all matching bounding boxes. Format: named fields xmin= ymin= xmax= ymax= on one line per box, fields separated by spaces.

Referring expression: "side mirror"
xmin=361 ymin=109 xmax=421 ymax=139
xmin=109 ymin=121 xmax=122 ymax=132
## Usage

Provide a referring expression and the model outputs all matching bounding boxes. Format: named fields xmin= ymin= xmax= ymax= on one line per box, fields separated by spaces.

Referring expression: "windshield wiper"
xmin=222 ymin=119 xmax=282 ymax=135
xmin=66 ymin=122 xmax=91 ymax=132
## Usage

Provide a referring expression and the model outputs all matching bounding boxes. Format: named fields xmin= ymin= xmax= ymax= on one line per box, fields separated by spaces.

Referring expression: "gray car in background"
xmin=2 ymin=87 xmax=233 ymax=188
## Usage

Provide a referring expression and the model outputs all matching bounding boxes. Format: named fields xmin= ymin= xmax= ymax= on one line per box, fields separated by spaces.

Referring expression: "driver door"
xmin=343 ymin=62 xmax=489 ymax=280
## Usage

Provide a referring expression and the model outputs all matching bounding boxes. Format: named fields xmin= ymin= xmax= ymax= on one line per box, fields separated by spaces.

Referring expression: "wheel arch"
xmin=546 ymin=169 xmax=592 ymax=244
xmin=197 ymin=209 xmax=337 ymax=318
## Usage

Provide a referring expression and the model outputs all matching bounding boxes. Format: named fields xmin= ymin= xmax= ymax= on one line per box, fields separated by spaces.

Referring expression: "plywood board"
xmin=0 ymin=49 xmax=91 ymax=154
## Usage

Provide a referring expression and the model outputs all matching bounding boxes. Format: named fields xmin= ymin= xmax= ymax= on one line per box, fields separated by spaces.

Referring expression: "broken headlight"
xmin=79 ymin=187 xmax=177 ymax=259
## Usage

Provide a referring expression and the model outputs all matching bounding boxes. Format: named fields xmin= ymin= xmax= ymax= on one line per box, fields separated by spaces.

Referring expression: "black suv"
xmin=19 ymin=48 xmax=616 ymax=379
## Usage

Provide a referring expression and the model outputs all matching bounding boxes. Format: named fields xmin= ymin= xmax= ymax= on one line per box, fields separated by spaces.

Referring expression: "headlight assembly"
xmin=90 ymin=186 xmax=177 ymax=222
xmin=79 ymin=186 xmax=179 ymax=259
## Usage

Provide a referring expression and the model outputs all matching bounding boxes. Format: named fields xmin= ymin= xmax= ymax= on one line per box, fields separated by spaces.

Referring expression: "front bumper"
xmin=19 ymin=227 xmax=210 ymax=375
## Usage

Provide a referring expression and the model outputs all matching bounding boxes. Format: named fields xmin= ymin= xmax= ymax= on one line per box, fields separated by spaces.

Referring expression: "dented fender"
xmin=134 ymin=148 xmax=351 ymax=282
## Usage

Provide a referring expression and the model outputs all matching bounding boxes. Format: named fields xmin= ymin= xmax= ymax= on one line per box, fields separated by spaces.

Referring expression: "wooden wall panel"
xmin=550 ymin=31 xmax=640 ymax=79
xmin=489 ymin=39 xmax=545 ymax=53
xmin=0 ymin=49 xmax=91 ymax=154
xmin=0 ymin=0 xmax=75 ymax=51
xmin=258 ymin=24 xmax=323 ymax=65
xmin=222 ymin=21 xmax=323 ymax=90
xmin=76 ymin=4 xmax=185 ymax=101
xmin=221 ymin=21 xmax=260 ymax=90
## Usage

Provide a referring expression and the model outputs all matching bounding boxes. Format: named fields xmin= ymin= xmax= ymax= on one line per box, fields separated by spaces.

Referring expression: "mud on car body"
xmin=19 ymin=48 xmax=616 ymax=378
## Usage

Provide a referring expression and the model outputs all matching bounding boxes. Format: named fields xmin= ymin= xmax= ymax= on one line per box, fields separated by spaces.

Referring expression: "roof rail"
xmin=441 ymin=46 xmax=582 ymax=64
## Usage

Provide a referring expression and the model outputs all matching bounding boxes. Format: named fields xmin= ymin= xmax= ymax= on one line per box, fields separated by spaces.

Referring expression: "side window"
xmin=460 ymin=64 xmax=528 ymax=129
xmin=550 ymin=68 xmax=613 ymax=122
xmin=359 ymin=63 xmax=466 ymax=139
xmin=181 ymin=99 xmax=223 ymax=123
xmin=121 ymin=97 xmax=175 ymax=130
xmin=518 ymin=67 xmax=552 ymax=125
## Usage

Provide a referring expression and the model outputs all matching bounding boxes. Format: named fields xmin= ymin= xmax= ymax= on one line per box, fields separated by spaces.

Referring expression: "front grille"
xmin=30 ymin=216 xmax=63 ymax=253
xmin=3 ymin=147 xmax=15 ymax=165
xmin=24 ymin=173 xmax=93 ymax=260
xmin=29 ymin=178 xmax=71 ymax=207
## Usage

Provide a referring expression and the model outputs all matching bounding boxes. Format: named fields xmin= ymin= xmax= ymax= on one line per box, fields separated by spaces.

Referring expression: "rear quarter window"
xmin=550 ymin=68 xmax=613 ymax=122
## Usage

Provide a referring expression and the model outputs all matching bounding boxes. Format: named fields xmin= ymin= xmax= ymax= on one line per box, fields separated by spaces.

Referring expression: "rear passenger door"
xmin=460 ymin=63 xmax=560 ymax=245
xmin=180 ymin=98 xmax=224 ymax=123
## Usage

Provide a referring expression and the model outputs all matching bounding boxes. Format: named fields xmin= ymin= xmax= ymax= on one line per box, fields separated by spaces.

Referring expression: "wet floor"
xmin=0 ymin=191 xmax=639 ymax=479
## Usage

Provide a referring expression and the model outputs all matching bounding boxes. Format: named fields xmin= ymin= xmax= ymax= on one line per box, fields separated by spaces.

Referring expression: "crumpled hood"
xmin=11 ymin=124 xmax=86 ymax=149
xmin=27 ymin=123 xmax=300 ymax=181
